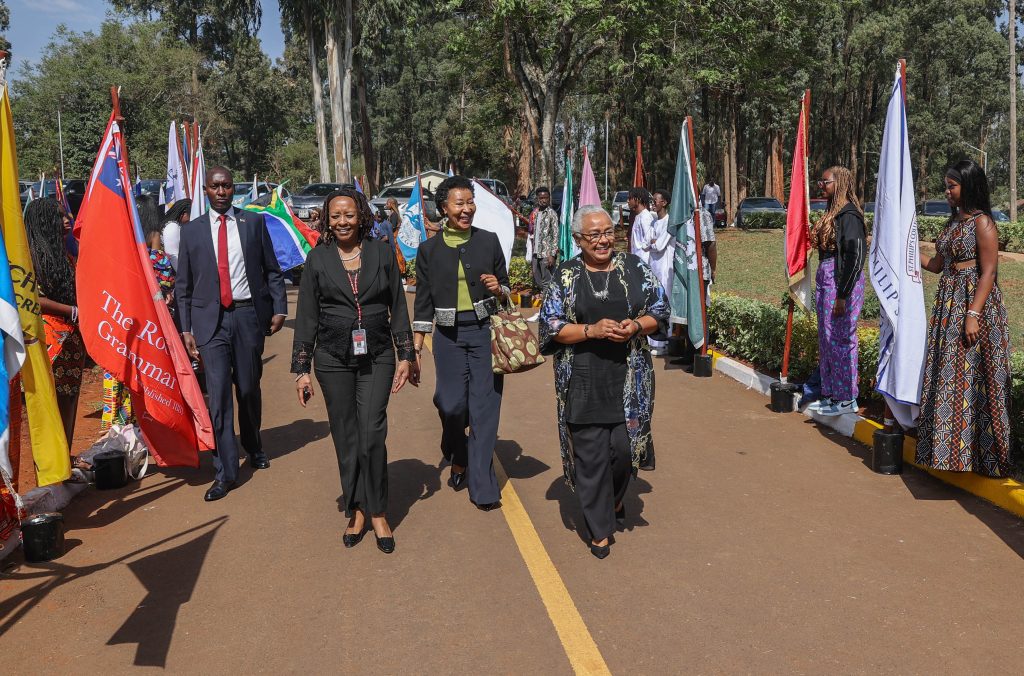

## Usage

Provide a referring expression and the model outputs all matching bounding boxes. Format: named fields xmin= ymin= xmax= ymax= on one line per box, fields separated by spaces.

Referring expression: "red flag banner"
xmin=784 ymin=92 xmax=812 ymax=312
xmin=76 ymin=112 xmax=213 ymax=466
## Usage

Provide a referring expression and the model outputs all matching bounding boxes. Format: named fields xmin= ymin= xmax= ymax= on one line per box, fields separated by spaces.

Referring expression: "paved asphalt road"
xmin=3 ymin=290 xmax=1023 ymax=674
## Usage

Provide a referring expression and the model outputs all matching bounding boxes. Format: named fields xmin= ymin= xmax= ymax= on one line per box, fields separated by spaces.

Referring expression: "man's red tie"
xmin=217 ymin=214 xmax=233 ymax=308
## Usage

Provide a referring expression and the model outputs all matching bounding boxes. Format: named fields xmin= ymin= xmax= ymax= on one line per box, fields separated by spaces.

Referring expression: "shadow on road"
xmin=0 ymin=517 xmax=227 ymax=667
xmin=383 ymin=458 xmax=443 ymax=530
xmin=544 ymin=474 xmax=653 ymax=544
xmin=262 ymin=418 xmax=331 ymax=461
xmin=495 ymin=439 xmax=550 ymax=485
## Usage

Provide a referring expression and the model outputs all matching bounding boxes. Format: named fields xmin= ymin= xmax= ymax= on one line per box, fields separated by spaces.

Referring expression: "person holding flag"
xmin=916 ymin=160 xmax=1011 ymax=476
xmin=805 ymin=167 xmax=867 ymax=417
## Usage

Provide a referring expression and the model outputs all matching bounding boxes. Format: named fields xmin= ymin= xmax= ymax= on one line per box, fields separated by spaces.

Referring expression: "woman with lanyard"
xmin=292 ymin=187 xmax=416 ymax=553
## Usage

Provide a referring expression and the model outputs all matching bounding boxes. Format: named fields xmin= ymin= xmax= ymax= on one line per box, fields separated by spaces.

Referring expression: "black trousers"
xmin=198 ymin=305 xmax=265 ymax=484
xmin=317 ymin=350 xmax=396 ymax=517
xmin=569 ymin=422 xmax=631 ymax=541
xmin=432 ymin=314 xmax=504 ymax=504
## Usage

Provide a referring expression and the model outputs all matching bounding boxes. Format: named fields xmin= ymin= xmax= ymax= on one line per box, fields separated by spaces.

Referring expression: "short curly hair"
xmin=319 ymin=187 xmax=374 ymax=246
xmin=434 ymin=175 xmax=475 ymax=216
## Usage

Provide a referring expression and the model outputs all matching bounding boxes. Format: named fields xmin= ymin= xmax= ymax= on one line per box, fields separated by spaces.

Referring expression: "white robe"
xmin=649 ymin=215 xmax=674 ymax=299
xmin=629 ymin=209 xmax=656 ymax=264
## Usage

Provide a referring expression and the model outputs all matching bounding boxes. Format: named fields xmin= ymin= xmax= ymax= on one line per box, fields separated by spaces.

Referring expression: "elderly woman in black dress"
xmin=538 ymin=205 xmax=670 ymax=559
xmin=412 ymin=175 xmax=510 ymax=511
xmin=292 ymin=187 xmax=416 ymax=554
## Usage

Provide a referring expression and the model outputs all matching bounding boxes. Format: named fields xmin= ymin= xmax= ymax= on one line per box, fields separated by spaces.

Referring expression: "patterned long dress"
xmin=538 ymin=252 xmax=671 ymax=489
xmin=916 ymin=214 xmax=1011 ymax=476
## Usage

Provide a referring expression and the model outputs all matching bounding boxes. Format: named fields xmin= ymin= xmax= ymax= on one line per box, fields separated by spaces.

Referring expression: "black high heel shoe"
xmin=449 ymin=468 xmax=466 ymax=491
xmin=375 ymin=533 xmax=396 ymax=554
xmin=589 ymin=541 xmax=610 ymax=559
xmin=343 ymin=528 xmax=367 ymax=548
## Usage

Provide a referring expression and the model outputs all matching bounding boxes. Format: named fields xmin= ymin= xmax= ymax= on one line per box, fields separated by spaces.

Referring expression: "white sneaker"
xmin=819 ymin=399 xmax=857 ymax=417
xmin=807 ymin=397 xmax=832 ymax=413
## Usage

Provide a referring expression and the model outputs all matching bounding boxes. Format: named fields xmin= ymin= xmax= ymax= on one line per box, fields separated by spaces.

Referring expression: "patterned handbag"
xmin=490 ymin=299 xmax=545 ymax=374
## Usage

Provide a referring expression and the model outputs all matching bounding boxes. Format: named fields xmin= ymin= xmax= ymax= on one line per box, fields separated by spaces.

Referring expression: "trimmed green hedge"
xmin=707 ymin=292 xmax=1022 ymax=473
xmin=748 ymin=211 xmax=1024 ymax=253
xmin=508 ymin=256 xmax=533 ymax=291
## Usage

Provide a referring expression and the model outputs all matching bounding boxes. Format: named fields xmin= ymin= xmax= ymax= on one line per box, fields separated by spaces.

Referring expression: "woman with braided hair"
xmin=806 ymin=166 xmax=866 ymax=417
xmin=24 ymin=197 xmax=85 ymax=446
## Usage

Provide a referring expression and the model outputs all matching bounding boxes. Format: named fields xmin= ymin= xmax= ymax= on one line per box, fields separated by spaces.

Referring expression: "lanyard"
xmin=347 ymin=269 xmax=363 ymax=328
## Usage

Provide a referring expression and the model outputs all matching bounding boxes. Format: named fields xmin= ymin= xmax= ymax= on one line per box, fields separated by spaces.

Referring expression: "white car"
xmin=611 ymin=190 xmax=630 ymax=226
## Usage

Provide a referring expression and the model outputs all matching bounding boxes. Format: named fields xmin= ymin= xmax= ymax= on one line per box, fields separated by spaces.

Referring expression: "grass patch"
xmin=714 ymin=228 xmax=1024 ymax=351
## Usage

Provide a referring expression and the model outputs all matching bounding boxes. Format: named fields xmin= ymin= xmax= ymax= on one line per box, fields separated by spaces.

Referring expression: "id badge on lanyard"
xmin=350 ymin=269 xmax=368 ymax=355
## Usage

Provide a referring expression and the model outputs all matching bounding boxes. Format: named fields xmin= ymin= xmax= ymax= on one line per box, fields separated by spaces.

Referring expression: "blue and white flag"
xmin=870 ymin=65 xmax=927 ymax=429
xmin=249 ymin=175 xmax=259 ymax=202
xmin=354 ymin=176 xmax=363 ymax=194
xmin=396 ymin=177 xmax=428 ymax=261
xmin=161 ymin=121 xmax=186 ymax=206
xmin=0 ymin=228 xmax=26 ymax=479
xmin=189 ymin=132 xmax=207 ymax=221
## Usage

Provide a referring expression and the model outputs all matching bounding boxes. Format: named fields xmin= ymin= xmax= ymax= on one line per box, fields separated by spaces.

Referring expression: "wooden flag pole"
xmin=685 ymin=116 xmax=709 ymax=356
xmin=110 ymin=86 xmax=131 ymax=175
xmin=781 ymin=89 xmax=811 ymax=382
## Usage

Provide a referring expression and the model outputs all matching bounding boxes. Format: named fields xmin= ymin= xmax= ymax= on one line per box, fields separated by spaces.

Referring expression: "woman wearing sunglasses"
xmin=806 ymin=166 xmax=867 ymax=417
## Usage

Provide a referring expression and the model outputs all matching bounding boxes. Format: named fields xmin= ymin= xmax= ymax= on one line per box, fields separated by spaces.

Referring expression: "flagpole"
xmin=110 ymin=86 xmax=131 ymax=175
xmin=57 ymin=106 xmax=66 ymax=179
xmin=604 ymin=112 xmax=609 ymax=202
xmin=781 ymin=90 xmax=810 ymax=383
xmin=685 ymin=116 xmax=709 ymax=357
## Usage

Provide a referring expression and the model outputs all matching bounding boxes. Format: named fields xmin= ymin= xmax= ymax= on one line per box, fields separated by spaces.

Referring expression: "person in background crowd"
xmin=160 ymin=198 xmax=192 ymax=272
xmin=25 ymin=198 xmax=84 ymax=447
xmin=412 ymin=176 xmax=510 ymax=511
xmin=701 ymin=177 xmax=721 ymax=219
xmin=647 ymin=189 xmax=674 ymax=356
xmin=371 ymin=208 xmax=394 ymax=246
xmin=530 ymin=186 xmax=560 ymax=288
xmin=175 ymin=166 xmax=288 ymax=502
xmin=386 ymin=197 xmax=401 ymax=235
xmin=538 ymin=205 xmax=669 ymax=559
xmin=628 ymin=187 xmax=655 ymax=266
xmin=805 ymin=166 xmax=866 ymax=418
xmin=916 ymin=159 xmax=1011 ymax=476
xmin=292 ymin=187 xmax=415 ymax=554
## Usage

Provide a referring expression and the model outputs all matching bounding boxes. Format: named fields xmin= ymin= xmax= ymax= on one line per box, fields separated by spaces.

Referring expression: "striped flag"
xmin=243 ymin=190 xmax=317 ymax=271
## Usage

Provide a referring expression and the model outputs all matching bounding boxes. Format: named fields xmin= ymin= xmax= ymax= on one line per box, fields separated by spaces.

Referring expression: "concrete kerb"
xmin=705 ymin=348 xmax=1024 ymax=520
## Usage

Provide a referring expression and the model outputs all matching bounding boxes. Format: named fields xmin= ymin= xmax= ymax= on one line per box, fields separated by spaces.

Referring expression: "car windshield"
xmin=809 ymin=200 xmax=827 ymax=211
xmin=379 ymin=187 xmax=413 ymax=199
xmin=614 ymin=191 xmax=629 ymax=203
xmin=299 ymin=183 xmax=342 ymax=196
xmin=137 ymin=180 xmax=164 ymax=195
xmin=923 ymin=201 xmax=951 ymax=215
xmin=743 ymin=198 xmax=783 ymax=208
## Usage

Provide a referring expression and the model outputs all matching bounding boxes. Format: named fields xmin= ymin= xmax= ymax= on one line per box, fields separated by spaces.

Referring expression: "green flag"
xmin=668 ymin=120 xmax=705 ymax=349
xmin=558 ymin=152 xmax=577 ymax=261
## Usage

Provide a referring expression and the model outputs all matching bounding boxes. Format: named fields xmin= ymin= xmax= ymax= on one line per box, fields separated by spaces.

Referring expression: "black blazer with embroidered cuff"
xmin=290 ymin=238 xmax=414 ymax=374
xmin=412 ymin=227 xmax=510 ymax=332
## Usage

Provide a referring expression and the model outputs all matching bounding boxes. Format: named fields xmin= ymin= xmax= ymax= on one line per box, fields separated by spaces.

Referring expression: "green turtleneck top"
xmin=442 ymin=221 xmax=473 ymax=311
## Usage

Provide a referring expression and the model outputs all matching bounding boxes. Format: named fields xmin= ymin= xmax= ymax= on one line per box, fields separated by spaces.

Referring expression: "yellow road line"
xmin=494 ymin=459 xmax=612 ymax=676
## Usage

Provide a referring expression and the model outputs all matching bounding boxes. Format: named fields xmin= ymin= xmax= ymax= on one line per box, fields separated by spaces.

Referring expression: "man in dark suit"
xmin=176 ymin=166 xmax=287 ymax=501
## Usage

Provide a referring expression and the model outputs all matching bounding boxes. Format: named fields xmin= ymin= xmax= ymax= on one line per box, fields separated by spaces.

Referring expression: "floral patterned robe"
xmin=538 ymin=252 xmax=670 ymax=489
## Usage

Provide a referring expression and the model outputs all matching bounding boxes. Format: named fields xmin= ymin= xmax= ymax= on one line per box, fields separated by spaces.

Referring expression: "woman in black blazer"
xmin=412 ymin=175 xmax=510 ymax=510
xmin=292 ymin=187 xmax=416 ymax=554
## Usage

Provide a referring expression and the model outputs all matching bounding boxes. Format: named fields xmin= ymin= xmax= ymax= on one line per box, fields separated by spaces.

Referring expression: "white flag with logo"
xmin=870 ymin=65 xmax=927 ymax=429
xmin=161 ymin=122 xmax=186 ymax=206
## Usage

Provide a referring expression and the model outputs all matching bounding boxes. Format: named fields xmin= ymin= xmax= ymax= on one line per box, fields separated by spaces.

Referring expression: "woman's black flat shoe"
xmin=375 ymin=534 xmax=395 ymax=554
xmin=343 ymin=528 xmax=367 ymax=548
xmin=450 ymin=470 xmax=466 ymax=491
xmin=589 ymin=542 xmax=610 ymax=559
xmin=476 ymin=501 xmax=501 ymax=511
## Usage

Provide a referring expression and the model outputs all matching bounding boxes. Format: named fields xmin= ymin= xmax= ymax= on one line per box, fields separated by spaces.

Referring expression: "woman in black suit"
xmin=412 ymin=175 xmax=510 ymax=510
xmin=292 ymin=187 xmax=417 ymax=554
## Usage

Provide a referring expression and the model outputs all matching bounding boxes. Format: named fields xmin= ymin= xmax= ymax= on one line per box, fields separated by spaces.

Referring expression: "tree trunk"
xmin=352 ymin=0 xmax=375 ymax=193
xmin=766 ymin=130 xmax=784 ymax=202
xmin=726 ymin=100 xmax=739 ymax=224
xmin=540 ymin=92 xmax=559 ymax=187
xmin=325 ymin=16 xmax=349 ymax=182
xmin=516 ymin=122 xmax=532 ymax=195
xmin=341 ymin=0 xmax=354 ymax=181
xmin=306 ymin=11 xmax=330 ymax=183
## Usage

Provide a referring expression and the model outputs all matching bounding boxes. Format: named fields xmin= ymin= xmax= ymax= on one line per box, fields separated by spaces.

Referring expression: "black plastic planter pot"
xmin=872 ymin=430 xmax=904 ymax=475
xmin=21 ymin=512 xmax=65 ymax=562
xmin=693 ymin=354 xmax=713 ymax=378
xmin=93 ymin=450 xmax=129 ymax=490
xmin=769 ymin=382 xmax=800 ymax=412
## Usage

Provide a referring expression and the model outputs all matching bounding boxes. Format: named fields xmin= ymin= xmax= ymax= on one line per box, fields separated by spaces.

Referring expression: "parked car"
xmin=369 ymin=184 xmax=440 ymax=222
xmin=231 ymin=182 xmax=289 ymax=208
xmin=992 ymin=208 xmax=1010 ymax=223
xmin=862 ymin=201 xmax=875 ymax=214
xmin=810 ymin=198 xmax=827 ymax=212
xmin=134 ymin=179 xmax=165 ymax=199
xmin=289 ymin=183 xmax=353 ymax=220
xmin=712 ymin=204 xmax=727 ymax=228
xmin=918 ymin=200 xmax=952 ymax=217
xmin=25 ymin=179 xmax=87 ymax=214
xmin=734 ymin=196 xmax=786 ymax=228
xmin=474 ymin=178 xmax=512 ymax=205
xmin=611 ymin=190 xmax=630 ymax=225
